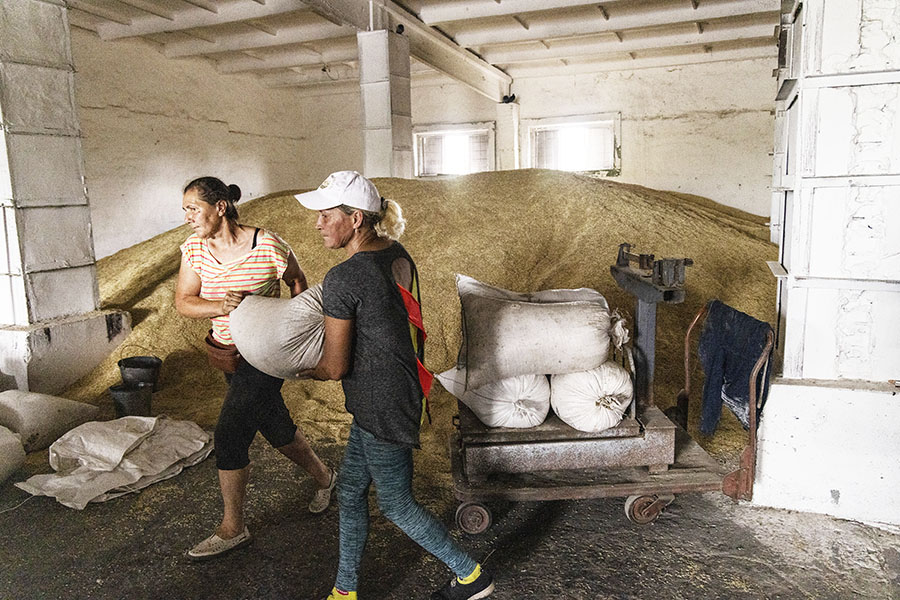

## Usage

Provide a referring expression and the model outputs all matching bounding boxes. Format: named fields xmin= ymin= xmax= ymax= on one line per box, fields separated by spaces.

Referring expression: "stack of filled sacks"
xmin=438 ymin=275 xmax=633 ymax=434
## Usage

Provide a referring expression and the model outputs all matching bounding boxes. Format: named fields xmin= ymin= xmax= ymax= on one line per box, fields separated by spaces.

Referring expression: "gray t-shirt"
xmin=322 ymin=242 xmax=423 ymax=447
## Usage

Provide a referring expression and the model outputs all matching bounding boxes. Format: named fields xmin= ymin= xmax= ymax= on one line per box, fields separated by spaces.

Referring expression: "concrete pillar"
xmin=495 ymin=101 xmax=520 ymax=171
xmin=357 ymin=29 xmax=413 ymax=179
xmin=0 ymin=0 xmax=130 ymax=393
xmin=755 ymin=0 xmax=900 ymax=528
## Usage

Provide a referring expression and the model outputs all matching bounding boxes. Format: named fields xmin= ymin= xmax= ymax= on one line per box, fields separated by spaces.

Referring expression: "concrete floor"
xmin=2 ymin=437 xmax=899 ymax=600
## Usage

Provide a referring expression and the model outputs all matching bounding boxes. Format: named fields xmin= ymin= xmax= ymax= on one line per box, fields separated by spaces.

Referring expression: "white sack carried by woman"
xmin=229 ymin=283 xmax=325 ymax=379
xmin=456 ymin=275 xmax=629 ymax=390
xmin=437 ymin=367 xmax=550 ymax=428
xmin=550 ymin=361 xmax=634 ymax=433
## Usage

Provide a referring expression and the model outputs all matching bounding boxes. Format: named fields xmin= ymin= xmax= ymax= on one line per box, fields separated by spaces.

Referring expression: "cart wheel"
xmin=624 ymin=494 xmax=665 ymax=525
xmin=455 ymin=502 xmax=492 ymax=534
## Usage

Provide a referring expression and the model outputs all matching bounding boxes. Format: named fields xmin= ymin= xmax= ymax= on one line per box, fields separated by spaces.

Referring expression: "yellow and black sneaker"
xmin=431 ymin=565 xmax=494 ymax=600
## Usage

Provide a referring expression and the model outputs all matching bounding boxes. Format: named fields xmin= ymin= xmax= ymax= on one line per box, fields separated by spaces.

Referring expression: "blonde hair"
xmin=339 ymin=198 xmax=406 ymax=241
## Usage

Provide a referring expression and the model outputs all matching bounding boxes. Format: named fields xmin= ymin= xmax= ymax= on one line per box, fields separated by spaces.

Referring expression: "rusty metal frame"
xmin=674 ymin=303 xmax=774 ymax=501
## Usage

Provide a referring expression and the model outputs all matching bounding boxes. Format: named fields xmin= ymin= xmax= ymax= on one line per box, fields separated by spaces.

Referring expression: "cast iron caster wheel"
xmin=624 ymin=494 xmax=671 ymax=525
xmin=455 ymin=502 xmax=492 ymax=534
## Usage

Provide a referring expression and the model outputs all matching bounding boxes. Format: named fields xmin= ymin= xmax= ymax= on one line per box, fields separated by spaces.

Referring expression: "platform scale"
xmin=449 ymin=244 xmax=727 ymax=533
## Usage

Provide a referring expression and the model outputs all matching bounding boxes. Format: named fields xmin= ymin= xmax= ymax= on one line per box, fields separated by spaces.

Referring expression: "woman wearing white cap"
xmin=297 ymin=171 xmax=494 ymax=600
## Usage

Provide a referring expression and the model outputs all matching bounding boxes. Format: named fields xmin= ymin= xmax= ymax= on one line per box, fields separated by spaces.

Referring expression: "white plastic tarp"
xmin=16 ymin=416 xmax=212 ymax=510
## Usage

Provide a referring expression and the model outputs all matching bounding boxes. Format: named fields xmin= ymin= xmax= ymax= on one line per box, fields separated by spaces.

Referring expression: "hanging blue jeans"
xmin=335 ymin=421 xmax=477 ymax=591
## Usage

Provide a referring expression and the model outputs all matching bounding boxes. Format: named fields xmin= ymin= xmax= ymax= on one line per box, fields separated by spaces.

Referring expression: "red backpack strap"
xmin=397 ymin=279 xmax=433 ymax=424
xmin=398 ymin=284 xmax=426 ymax=339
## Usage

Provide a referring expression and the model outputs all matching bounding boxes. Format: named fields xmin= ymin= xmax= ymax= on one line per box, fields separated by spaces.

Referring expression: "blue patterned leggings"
xmin=335 ymin=422 xmax=477 ymax=591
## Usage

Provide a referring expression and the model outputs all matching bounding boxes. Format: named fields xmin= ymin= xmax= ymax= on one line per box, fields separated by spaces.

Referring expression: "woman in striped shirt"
xmin=175 ymin=176 xmax=336 ymax=561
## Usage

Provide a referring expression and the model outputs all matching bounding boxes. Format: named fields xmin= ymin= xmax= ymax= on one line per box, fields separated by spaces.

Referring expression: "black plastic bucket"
xmin=109 ymin=382 xmax=153 ymax=418
xmin=118 ymin=356 xmax=162 ymax=392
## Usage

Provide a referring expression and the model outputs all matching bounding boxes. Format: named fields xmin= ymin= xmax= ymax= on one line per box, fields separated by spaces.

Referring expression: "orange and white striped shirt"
xmin=180 ymin=229 xmax=291 ymax=345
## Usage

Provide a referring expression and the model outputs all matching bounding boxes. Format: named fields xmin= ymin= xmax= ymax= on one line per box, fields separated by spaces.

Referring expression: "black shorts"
xmin=214 ymin=360 xmax=297 ymax=470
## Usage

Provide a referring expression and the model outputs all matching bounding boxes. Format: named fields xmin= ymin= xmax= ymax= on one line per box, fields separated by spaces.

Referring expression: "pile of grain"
xmin=64 ymin=169 xmax=777 ymax=480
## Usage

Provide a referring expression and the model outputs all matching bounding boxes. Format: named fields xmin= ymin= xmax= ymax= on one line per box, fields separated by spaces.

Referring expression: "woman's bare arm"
xmin=283 ymin=251 xmax=308 ymax=297
xmin=298 ymin=316 xmax=354 ymax=380
xmin=175 ymin=254 xmax=238 ymax=318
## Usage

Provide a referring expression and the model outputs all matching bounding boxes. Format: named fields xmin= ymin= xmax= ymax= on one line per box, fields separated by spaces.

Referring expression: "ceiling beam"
xmin=380 ymin=0 xmax=511 ymax=102
xmin=483 ymin=20 xmax=775 ymax=64
xmin=419 ymin=0 xmax=631 ymax=24
xmin=163 ymin=21 xmax=353 ymax=57
xmin=68 ymin=1 xmax=132 ymax=26
xmin=66 ymin=10 xmax=104 ymax=33
xmin=258 ymin=62 xmax=359 ymax=86
xmin=298 ymin=0 xmax=370 ymax=30
xmin=245 ymin=20 xmax=279 ymax=35
xmin=180 ymin=29 xmax=217 ymax=42
xmin=179 ymin=0 xmax=218 ymax=14
xmin=264 ymin=79 xmax=361 ymax=96
xmin=116 ymin=0 xmax=175 ymax=21
xmin=504 ymin=41 xmax=776 ymax=78
xmin=96 ymin=0 xmax=308 ymax=40
xmin=215 ymin=38 xmax=359 ymax=73
xmin=288 ymin=1 xmax=511 ymax=101
xmin=454 ymin=1 xmax=777 ymax=48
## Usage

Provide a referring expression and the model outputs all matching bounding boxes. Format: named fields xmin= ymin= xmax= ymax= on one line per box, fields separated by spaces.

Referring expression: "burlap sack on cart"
xmin=437 ymin=367 xmax=550 ymax=428
xmin=457 ymin=275 xmax=628 ymax=390
xmin=229 ymin=284 xmax=325 ymax=379
xmin=551 ymin=361 xmax=634 ymax=433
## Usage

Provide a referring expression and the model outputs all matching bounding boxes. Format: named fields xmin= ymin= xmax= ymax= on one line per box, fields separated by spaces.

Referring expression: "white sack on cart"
xmin=437 ymin=367 xmax=550 ymax=428
xmin=0 ymin=426 xmax=26 ymax=484
xmin=455 ymin=275 xmax=611 ymax=367
xmin=230 ymin=284 xmax=325 ymax=379
xmin=456 ymin=275 xmax=628 ymax=390
xmin=0 ymin=390 xmax=99 ymax=453
xmin=15 ymin=416 xmax=212 ymax=510
xmin=551 ymin=361 xmax=634 ymax=433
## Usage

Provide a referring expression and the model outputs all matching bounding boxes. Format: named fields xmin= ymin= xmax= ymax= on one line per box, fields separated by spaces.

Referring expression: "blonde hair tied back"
xmin=341 ymin=198 xmax=406 ymax=240
xmin=374 ymin=198 xmax=406 ymax=241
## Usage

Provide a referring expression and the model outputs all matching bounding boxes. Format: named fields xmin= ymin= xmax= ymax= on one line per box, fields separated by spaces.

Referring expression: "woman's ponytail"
xmin=374 ymin=198 xmax=406 ymax=241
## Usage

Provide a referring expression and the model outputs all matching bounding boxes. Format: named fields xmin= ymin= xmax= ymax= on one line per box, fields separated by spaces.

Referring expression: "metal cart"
xmin=449 ymin=243 xmax=773 ymax=533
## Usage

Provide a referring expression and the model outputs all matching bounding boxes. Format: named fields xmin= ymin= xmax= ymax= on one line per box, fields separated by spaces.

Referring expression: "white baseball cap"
xmin=294 ymin=171 xmax=383 ymax=213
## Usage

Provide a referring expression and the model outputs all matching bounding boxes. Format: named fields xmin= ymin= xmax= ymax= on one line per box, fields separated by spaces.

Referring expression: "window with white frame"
xmin=526 ymin=114 xmax=621 ymax=175
xmin=413 ymin=123 xmax=495 ymax=177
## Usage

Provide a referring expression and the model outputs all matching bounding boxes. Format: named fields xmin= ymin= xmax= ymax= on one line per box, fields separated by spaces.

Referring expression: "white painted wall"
xmin=70 ymin=28 xmax=363 ymax=258
xmin=754 ymin=380 xmax=900 ymax=529
xmin=2 ymin=0 xmax=132 ymax=395
xmin=756 ymin=0 xmax=900 ymax=528
xmin=74 ymin=24 xmax=776 ymax=258
xmin=413 ymin=58 xmax=777 ymax=217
